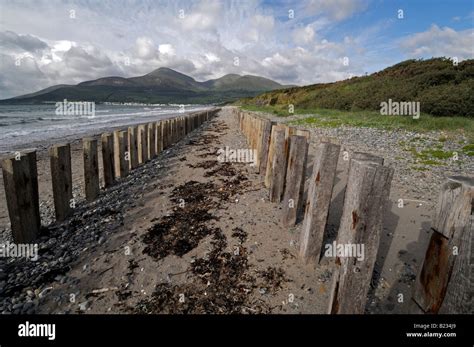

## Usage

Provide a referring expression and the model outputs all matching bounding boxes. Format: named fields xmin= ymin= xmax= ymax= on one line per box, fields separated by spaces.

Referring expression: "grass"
xmin=240 ymin=105 xmax=474 ymax=143
xmin=462 ymin=144 xmax=474 ymax=156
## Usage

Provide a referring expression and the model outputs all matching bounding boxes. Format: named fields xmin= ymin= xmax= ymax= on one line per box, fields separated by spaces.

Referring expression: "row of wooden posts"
xmin=237 ymin=110 xmax=473 ymax=314
xmin=1 ymin=108 xmax=220 ymax=244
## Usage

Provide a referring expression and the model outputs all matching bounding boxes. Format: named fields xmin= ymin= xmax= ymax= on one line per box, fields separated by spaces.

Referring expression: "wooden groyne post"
xmin=299 ymin=142 xmax=341 ymax=263
xmin=83 ymin=138 xmax=100 ymax=202
xmin=328 ymin=159 xmax=393 ymax=314
xmin=412 ymin=176 xmax=473 ymax=313
xmin=1 ymin=150 xmax=41 ymax=243
xmin=137 ymin=124 xmax=148 ymax=164
xmin=113 ymin=130 xmax=129 ymax=178
xmin=101 ymin=133 xmax=115 ymax=188
xmin=49 ymin=143 xmax=73 ymax=221
xmin=148 ymin=122 xmax=156 ymax=159
xmin=269 ymin=128 xmax=288 ymax=203
xmin=282 ymin=135 xmax=308 ymax=227
xmin=128 ymin=126 xmax=139 ymax=169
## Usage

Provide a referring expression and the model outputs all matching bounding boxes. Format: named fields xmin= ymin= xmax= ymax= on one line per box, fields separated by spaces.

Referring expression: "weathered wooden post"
xmin=193 ymin=113 xmax=198 ymax=130
xmin=351 ymin=151 xmax=384 ymax=166
xmin=1 ymin=150 xmax=41 ymax=243
xmin=258 ymin=120 xmax=274 ymax=175
xmin=180 ymin=117 xmax=185 ymax=138
xmin=169 ymin=118 xmax=173 ymax=145
xmin=113 ymin=130 xmax=129 ymax=178
xmin=155 ymin=121 xmax=162 ymax=154
xmin=163 ymin=120 xmax=170 ymax=149
xmin=144 ymin=123 xmax=150 ymax=161
xmin=185 ymin=115 xmax=190 ymax=134
xmin=83 ymin=138 xmax=100 ymax=202
xmin=412 ymin=176 xmax=473 ymax=313
xmin=282 ymin=135 xmax=308 ymax=227
xmin=148 ymin=122 xmax=156 ymax=159
xmin=168 ymin=118 xmax=173 ymax=144
xmin=175 ymin=117 xmax=180 ymax=141
xmin=269 ymin=129 xmax=288 ymax=203
xmin=101 ymin=133 xmax=115 ymax=188
xmin=128 ymin=126 xmax=139 ymax=169
xmin=49 ymin=143 xmax=73 ymax=221
xmin=299 ymin=142 xmax=341 ymax=263
xmin=265 ymin=124 xmax=285 ymax=188
xmin=296 ymin=129 xmax=311 ymax=153
xmin=178 ymin=117 xmax=183 ymax=140
xmin=174 ymin=117 xmax=179 ymax=142
xmin=328 ymin=159 xmax=393 ymax=314
xmin=137 ymin=124 xmax=147 ymax=164
xmin=254 ymin=118 xmax=264 ymax=169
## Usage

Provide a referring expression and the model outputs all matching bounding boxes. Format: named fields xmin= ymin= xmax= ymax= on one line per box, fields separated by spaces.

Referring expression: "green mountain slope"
xmin=0 ymin=67 xmax=288 ymax=105
xmin=204 ymin=73 xmax=290 ymax=91
xmin=238 ymin=58 xmax=474 ymax=118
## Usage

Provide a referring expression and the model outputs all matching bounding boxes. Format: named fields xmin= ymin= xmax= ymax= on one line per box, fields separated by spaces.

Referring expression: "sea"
xmin=0 ymin=103 xmax=210 ymax=154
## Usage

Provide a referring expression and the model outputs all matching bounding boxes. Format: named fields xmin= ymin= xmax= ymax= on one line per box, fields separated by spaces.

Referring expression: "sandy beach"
xmin=1 ymin=106 xmax=469 ymax=314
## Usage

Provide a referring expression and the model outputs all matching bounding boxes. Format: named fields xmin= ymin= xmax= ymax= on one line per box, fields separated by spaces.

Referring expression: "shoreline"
xmin=0 ymin=108 xmax=209 ymax=155
xmin=0 ymin=109 xmax=213 ymax=234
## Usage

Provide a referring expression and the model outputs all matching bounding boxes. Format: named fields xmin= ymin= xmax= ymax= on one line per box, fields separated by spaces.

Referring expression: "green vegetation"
xmin=240 ymin=104 xmax=474 ymax=142
xmin=462 ymin=144 xmax=474 ymax=156
xmin=412 ymin=166 xmax=430 ymax=172
xmin=237 ymin=58 xmax=474 ymax=118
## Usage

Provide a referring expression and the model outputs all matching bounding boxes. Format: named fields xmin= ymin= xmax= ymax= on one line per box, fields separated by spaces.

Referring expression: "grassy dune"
xmin=240 ymin=104 xmax=474 ymax=147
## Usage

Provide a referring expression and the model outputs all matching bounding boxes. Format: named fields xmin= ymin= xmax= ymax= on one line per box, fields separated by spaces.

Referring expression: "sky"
xmin=0 ymin=0 xmax=473 ymax=99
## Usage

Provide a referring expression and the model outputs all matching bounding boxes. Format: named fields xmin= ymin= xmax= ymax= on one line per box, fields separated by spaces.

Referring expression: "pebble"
xmin=78 ymin=301 xmax=89 ymax=311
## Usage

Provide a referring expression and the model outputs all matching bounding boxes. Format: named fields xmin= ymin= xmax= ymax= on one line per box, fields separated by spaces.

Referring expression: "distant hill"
xmin=1 ymin=67 xmax=291 ymax=105
xmin=238 ymin=58 xmax=474 ymax=117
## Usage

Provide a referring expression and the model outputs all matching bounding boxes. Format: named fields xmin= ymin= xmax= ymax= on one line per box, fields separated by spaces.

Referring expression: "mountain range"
xmin=0 ymin=67 xmax=290 ymax=104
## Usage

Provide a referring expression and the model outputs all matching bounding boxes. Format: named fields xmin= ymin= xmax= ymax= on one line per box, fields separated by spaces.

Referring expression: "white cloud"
xmin=305 ymin=0 xmax=368 ymax=21
xmin=399 ymin=25 xmax=474 ymax=60
xmin=135 ymin=37 xmax=156 ymax=59
xmin=292 ymin=25 xmax=315 ymax=45
xmin=159 ymin=44 xmax=176 ymax=56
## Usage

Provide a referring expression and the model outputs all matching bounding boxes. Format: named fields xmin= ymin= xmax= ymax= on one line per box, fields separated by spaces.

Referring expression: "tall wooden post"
xmin=258 ymin=120 xmax=274 ymax=175
xmin=282 ymin=135 xmax=308 ymax=227
xmin=137 ymin=124 xmax=147 ymax=164
xmin=412 ymin=176 xmax=473 ymax=313
xmin=128 ymin=126 xmax=139 ymax=169
xmin=156 ymin=121 xmax=163 ymax=153
xmin=148 ymin=122 xmax=156 ymax=159
xmin=113 ymin=130 xmax=129 ymax=178
xmin=1 ymin=150 xmax=41 ymax=243
xmin=265 ymin=124 xmax=285 ymax=188
xmin=269 ymin=129 xmax=288 ymax=203
xmin=101 ymin=133 xmax=115 ymax=188
xmin=162 ymin=120 xmax=169 ymax=149
xmin=49 ymin=143 xmax=73 ymax=221
xmin=328 ymin=159 xmax=393 ymax=314
xmin=299 ymin=142 xmax=341 ymax=263
xmin=83 ymin=138 xmax=100 ymax=202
